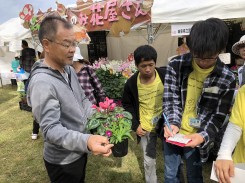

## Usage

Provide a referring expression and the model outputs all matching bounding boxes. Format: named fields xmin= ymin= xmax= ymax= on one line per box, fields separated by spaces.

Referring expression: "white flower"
xmin=100 ymin=64 xmax=107 ymax=71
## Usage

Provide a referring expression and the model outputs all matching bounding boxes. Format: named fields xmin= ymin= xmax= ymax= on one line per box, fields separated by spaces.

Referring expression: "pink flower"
xmin=105 ymin=130 xmax=112 ymax=137
xmin=99 ymin=102 xmax=108 ymax=110
xmin=109 ymin=103 xmax=116 ymax=111
xmin=99 ymin=97 xmax=115 ymax=110
xmin=105 ymin=97 xmax=114 ymax=105
xmin=91 ymin=104 xmax=101 ymax=112
xmin=116 ymin=114 xmax=124 ymax=119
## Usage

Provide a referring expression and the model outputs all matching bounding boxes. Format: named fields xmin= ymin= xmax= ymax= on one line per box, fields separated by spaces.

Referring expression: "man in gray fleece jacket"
xmin=27 ymin=16 xmax=113 ymax=183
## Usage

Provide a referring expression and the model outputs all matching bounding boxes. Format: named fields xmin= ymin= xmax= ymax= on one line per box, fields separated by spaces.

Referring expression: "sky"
xmin=0 ymin=0 xmax=76 ymax=24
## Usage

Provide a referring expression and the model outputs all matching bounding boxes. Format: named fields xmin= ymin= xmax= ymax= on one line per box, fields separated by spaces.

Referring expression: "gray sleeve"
xmin=28 ymin=78 xmax=91 ymax=153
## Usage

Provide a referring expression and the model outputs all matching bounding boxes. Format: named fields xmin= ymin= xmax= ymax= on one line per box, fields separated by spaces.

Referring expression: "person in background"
xmin=27 ymin=16 xmax=113 ymax=183
xmin=72 ymin=47 xmax=105 ymax=105
xmin=11 ymin=53 xmax=20 ymax=73
xmin=215 ymin=85 xmax=245 ymax=183
xmin=20 ymin=40 xmax=36 ymax=73
xmin=231 ymin=55 xmax=244 ymax=71
xmin=231 ymin=35 xmax=245 ymax=87
xmin=122 ymin=45 xmax=166 ymax=183
xmin=230 ymin=55 xmax=244 ymax=87
xmin=163 ymin=18 xmax=236 ymax=183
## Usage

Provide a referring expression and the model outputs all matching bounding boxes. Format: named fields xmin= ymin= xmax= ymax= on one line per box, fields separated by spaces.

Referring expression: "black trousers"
xmin=32 ymin=120 xmax=39 ymax=134
xmin=44 ymin=154 xmax=88 ymax=183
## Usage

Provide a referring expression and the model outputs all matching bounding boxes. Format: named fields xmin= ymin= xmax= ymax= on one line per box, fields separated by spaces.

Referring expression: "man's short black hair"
xmin=189 ymin=18 xmax=229 ymax=58
xmin=134 ymin=45 xmax=157 ymax=66
xmin=22 ymin=40 xmax=28 ymax=47
xmin=38 ymin=16 xmax=73 ymax=44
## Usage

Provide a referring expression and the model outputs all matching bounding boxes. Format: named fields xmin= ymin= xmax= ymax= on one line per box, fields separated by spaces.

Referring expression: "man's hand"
xmin=215 ymin=159 xmax=234 ymax=183
xmin=164 ymin=125 xmax=179 ymax=138
xmin=184 ymin=133 xmax=204 ymax=148
xmin=87 ymin=135 xmax=114 ymax=157
xmin=136 ymin=125 xmax=146 ymax=137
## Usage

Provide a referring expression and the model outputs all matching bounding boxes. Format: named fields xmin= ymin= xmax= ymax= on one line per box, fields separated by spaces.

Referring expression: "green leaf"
xmin=97 ymin=125 xmax=106 ymax=136
xmin=86 ymin=118 xmax=100 ymax=130
xmin=113 ymin=107 xmax=124 ymax=113
xmin=122 ymin=111 xmax=133 ymax=120
xmin=94 ymin=112 xmax=107 ymax=119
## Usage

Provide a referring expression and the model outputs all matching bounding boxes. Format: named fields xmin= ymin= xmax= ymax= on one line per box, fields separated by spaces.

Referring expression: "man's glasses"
xmin=46 ymin=39 xmax=79 ymax=49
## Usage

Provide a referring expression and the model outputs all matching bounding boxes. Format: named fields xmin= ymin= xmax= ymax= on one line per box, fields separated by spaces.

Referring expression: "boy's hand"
xmin=215 ymin=159 xmax=234 ymax=183
xmin=184 ymin=133 xmax=204 ymax=148
xmin=136 ymin=125 xmax=146 ymax=137
xmin=164 ymin=125 xmax=179 ymax=138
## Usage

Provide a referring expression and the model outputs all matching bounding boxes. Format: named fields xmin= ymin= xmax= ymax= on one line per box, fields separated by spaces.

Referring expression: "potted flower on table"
xmin=86 ymin=97 xmax=133 ymax=157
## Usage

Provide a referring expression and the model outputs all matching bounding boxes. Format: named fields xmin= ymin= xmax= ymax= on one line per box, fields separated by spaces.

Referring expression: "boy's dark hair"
xmin=134 ymin=45 xmax=157 ymax=66
xmin=22 ymin=40 xmax=28 ymax=47
xmin=189 ymin=18 xmax=229 ymax=59
xmin=38 ymin=16 xmax=73 ymax=44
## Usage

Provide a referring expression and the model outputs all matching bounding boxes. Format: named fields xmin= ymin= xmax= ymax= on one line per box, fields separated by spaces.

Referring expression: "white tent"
xmin=0 ymin=17 xmax=31 ymax=85
xmin=152 ymin=0 xmax=245 ymax=23
xmin=0 ymin=17 xmax=31 ymax=42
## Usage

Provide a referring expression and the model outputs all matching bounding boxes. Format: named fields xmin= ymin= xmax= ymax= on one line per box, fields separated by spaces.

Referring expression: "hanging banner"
xmin=20 ymin=0 xmax=151 ymax=39
xmin=70 ymin=0 xmax=151 ymax=35
xmin=171 ymin=23 xmax=193 ymax=36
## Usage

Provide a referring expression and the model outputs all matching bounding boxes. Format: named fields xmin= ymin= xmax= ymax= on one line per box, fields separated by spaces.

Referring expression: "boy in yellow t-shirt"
xmin=163 ymin=18 xmax=236 ymax=183
xmin=122 ymin=45 xmax=166 ymax=183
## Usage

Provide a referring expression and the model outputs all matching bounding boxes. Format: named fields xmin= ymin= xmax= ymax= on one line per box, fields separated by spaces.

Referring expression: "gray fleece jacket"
xmin=27 ymin=61 xmax=94 ymax=165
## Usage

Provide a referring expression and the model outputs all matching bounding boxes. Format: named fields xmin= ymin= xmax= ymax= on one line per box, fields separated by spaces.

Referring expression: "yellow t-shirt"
xmin=229 ymin=86 xmax=245 ymax=163
xmin=180 ymin=61 xmax=214 ymax=135
xmin=138 ymin=71 xmax=164 ymax=132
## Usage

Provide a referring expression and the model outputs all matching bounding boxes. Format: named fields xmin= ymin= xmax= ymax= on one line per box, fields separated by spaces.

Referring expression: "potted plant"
xmin=92 ymin=56 xmax=137 ymax=102
xmin=17 ymin=81 xmax=32 ymax=112
xmin=86 ymin=97 xmax=134 ymax=157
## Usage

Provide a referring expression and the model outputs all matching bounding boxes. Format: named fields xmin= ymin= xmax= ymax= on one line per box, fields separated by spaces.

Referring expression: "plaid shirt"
xmin=163 ymin=53 xmax=236 ymax=162
xmin=20 ymin=48 xmax=36 ymax=73
xmin=77 ymin=65 xmax=105 ymax=105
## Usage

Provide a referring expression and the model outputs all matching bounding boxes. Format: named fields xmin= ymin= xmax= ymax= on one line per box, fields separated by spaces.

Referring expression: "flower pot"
xmin=19 ymin=101 xmax=32 ymax=112
xmin=112 ymin=139 xmax=128 ymax=157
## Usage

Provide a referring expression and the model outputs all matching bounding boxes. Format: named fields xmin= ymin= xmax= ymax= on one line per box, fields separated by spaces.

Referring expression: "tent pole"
xmin=147 ymin=23 xmax=154 ymax=45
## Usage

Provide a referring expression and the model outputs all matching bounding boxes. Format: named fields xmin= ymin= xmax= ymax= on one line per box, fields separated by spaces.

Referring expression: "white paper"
xmin=211 ymin=161 xmax=245 ymax=183
xmin=219 ymin=53 xmax=231 ymax=64
xmin=167 ymin=133 xmax=191 ymax=144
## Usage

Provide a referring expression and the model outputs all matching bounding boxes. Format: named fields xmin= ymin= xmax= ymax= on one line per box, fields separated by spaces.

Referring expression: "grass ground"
xmin=0 ymin=85 xmax=215 ymax=183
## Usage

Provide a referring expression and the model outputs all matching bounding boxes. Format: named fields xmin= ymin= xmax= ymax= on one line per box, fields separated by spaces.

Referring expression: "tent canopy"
xmin=0 ymin=17 xmax=31 ymax=42
xmin=152 ymin=0 xmax=245 ymax=23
